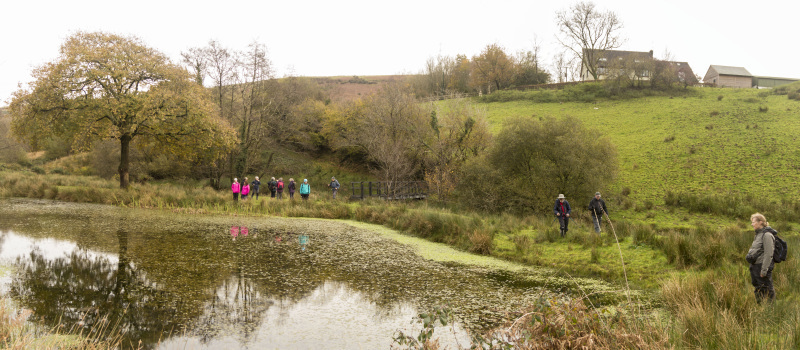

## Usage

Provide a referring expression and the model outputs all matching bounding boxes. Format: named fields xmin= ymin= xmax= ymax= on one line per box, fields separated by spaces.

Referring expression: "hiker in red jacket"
xmin=553 ymin=194 xmax=571 ymax=237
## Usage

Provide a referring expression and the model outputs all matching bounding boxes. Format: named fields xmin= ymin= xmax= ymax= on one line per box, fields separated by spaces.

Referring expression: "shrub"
xmin=717 ymin=95 xmax=724 ymax=101
xmin=473 ymin=115 xmax=617 ymax=213
xmin=467 ymin=229 xmax=492 ymax=254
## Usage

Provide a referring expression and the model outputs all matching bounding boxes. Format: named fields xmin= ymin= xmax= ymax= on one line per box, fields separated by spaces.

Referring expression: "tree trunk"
xmin=119 ymin=134 xmax=131 ymax=189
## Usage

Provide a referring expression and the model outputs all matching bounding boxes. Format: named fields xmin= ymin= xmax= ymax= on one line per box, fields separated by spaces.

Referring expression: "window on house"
xmin=597 ymin=67 xmax=607 ymax=75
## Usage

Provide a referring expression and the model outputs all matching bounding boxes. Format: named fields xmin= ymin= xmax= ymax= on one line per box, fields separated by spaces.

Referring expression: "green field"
xmin=478 ymin=87 xmax=800 ymax=204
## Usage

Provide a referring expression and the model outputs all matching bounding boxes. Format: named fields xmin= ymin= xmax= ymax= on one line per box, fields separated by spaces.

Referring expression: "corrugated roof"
xmin=711 ymin=65 xmax=752 ymax=77
xmin=753 ymin=76 xmax=799 ymax=81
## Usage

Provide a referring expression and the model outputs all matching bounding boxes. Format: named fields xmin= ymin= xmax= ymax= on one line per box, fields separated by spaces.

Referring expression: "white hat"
xmin=557 ymin=194 xmax=565 ymax=199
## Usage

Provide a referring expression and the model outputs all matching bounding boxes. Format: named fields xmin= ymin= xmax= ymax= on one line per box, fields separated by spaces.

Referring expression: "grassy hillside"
xmin=477 ymin=87 xmax=800 ymax=206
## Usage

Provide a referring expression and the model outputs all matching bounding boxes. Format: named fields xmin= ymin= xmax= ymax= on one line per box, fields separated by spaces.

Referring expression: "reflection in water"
xmin=0 ymin=200 xmax=566 ymax=349
xmin=0 ymin=228 xmax=471 ymax=349
xmin=160 ymin=281 xmax=460 ymax=349
xmin=299 ymin=234 xmax=309 ymax=251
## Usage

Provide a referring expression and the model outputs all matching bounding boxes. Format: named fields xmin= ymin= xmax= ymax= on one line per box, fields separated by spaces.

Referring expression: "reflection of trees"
xmin=10 ymin=229 xmax=187 ymax=349
xmin=2 ymin=201 xmax=538 ymax=347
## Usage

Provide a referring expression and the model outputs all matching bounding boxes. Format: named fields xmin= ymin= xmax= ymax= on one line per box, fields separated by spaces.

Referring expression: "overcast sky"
xmin=2 ymin=0 xmax=799 ymax=106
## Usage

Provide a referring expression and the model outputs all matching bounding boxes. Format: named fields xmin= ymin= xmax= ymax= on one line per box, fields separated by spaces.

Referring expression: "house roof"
xmin=710 ymin=65 xmax=752 ymax=77
xmin=584 ymin=49 xmax=654 ymax=61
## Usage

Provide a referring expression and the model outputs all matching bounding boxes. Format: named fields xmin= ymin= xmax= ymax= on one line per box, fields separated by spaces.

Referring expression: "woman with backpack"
xmin=276 ymin=178 xmax=285 ymax=199
xmin=746 ymin=213 xmax=777 ymax=303
xmin=299 ymin=179 xmax=311 ymax=201
xmin=288 ymin=178 xmax=296 ymax=200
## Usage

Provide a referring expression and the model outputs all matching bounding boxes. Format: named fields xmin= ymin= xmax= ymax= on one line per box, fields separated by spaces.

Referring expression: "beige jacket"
xmin=746 ymin=227 xmax=775 ymax=276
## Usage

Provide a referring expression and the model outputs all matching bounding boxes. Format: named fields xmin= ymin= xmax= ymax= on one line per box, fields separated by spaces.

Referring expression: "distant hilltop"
xmin=304 ymin=75 xmax=413 ymax=102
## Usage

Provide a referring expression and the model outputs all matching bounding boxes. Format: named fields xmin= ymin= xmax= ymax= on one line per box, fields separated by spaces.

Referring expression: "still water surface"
xmin=0 ymin=199 xmax=612 ymax=349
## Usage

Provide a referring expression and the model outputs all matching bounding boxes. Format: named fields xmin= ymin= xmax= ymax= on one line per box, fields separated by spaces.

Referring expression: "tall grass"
xmin=665 ymin=190 xmax=800 ymax=223
xmin=0 ymin=298 xmax=137 ymax=349
xmin=661 ymin=246 xmax=800 ymax=349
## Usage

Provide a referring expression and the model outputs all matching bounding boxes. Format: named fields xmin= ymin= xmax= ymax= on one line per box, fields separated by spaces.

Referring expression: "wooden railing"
xmin=350 ymin=181 xmax=427 ymax=200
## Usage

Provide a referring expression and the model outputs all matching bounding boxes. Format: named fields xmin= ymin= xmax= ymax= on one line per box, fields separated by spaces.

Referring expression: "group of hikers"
xmin=552 ymin=192 xmax=608 ymax=237
xmin=553 ymin=192 xmax=786 ymax=303
xmin=230 ymin=176 xmax=340 ymax=202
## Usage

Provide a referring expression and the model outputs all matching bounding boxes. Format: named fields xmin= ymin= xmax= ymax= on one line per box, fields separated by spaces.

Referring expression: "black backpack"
xmin=767 ymin=228 xmax=788 ymax=263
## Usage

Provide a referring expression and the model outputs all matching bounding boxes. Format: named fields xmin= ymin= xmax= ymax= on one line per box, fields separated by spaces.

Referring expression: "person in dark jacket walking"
xmin=268 ymin=177 xmax=278 ymax=198
xmin=588 ymin=192 xmax=608 ymax=233
xmin=553 ymin=194 xmax=571 ymax=237
xmin=288 ymin=178 xmax=296 ymax=200
xmin=328 ymin=177 xmax=340 ymax=199
xmin=251 ymin=177 xmax=261 ymax=200
xmin=746 ymin=213 xmax=776 ymax=303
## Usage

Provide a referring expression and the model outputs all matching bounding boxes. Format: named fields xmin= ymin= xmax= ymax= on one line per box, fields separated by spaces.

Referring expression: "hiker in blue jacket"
xmin=746 ymin=213 xmax=776 ymax=303
xmin=553 ymin=194 xmax=571 ymax=237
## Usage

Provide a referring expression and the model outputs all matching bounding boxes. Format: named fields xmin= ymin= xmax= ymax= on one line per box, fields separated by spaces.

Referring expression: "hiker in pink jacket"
xmin=231 ymin=178 xmax=241 ymax=201
xmin=241 ymin=181 xmax=251 ymax=201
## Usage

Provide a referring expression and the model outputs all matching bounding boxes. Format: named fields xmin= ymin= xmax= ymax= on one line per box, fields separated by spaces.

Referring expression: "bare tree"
xmin=181 ymin=47 xmax=207 ymax=86
xmin=203 ymin=40 xmax=238 ymax=119
xmin=363 ymin=84 xmax=428 ymax=194
xmin=556 ymin=1 xmax=624 ymax=81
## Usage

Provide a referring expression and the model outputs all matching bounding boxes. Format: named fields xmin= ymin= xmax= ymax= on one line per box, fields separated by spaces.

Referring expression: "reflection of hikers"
xmin=299 ymin=179 xmax=311 ymax=200
xmin=746 ymin=213 xmax=776 ymax=303
xmin=328 ymin=177 xmax=340 ymax=199
xmin=553 ymin=194 xmax=571 ymax=237
xmin=588 ymin=192 xmax=608 ymax=233
xmin=251 ymin=176 xmax=261 ymax=199
xmin=276 ymin=178 xmax=285 ymax=199
xmin=231 ymin=178 xmax=240 ymax=201
xmin=288 ymin=178 xmax=296 ymax=200
xmin=268 ymin=177 xmax=278 ymax=198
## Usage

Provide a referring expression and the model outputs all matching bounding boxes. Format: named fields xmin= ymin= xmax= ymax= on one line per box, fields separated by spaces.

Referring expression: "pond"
xmin=0 ymin=199 xmax=621 ymax=349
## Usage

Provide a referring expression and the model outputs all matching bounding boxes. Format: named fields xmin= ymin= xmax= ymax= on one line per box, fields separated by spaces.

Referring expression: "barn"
xmin=703 ymin=65 xmax=752 ymax=88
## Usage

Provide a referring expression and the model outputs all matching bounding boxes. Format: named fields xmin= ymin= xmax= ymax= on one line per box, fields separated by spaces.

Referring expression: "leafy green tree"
xmin=9 ymin=32 xmax=235 ymax=188
xmin=460 ymin=115 xmax=617 ymax=213
xmin=422 ymin=99 xmax=491 ymax=201
xmin=514 ymin=49 xmax=550 ymax=86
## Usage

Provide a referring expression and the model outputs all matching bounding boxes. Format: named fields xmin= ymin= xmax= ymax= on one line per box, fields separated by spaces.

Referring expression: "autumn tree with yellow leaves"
xmin=9 ymin=32 xmax=235 ymax=189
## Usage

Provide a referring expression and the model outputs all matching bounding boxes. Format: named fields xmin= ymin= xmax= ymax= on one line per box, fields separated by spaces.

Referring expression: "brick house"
xmin=703 ymin=65 xmax=752 ymax=88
